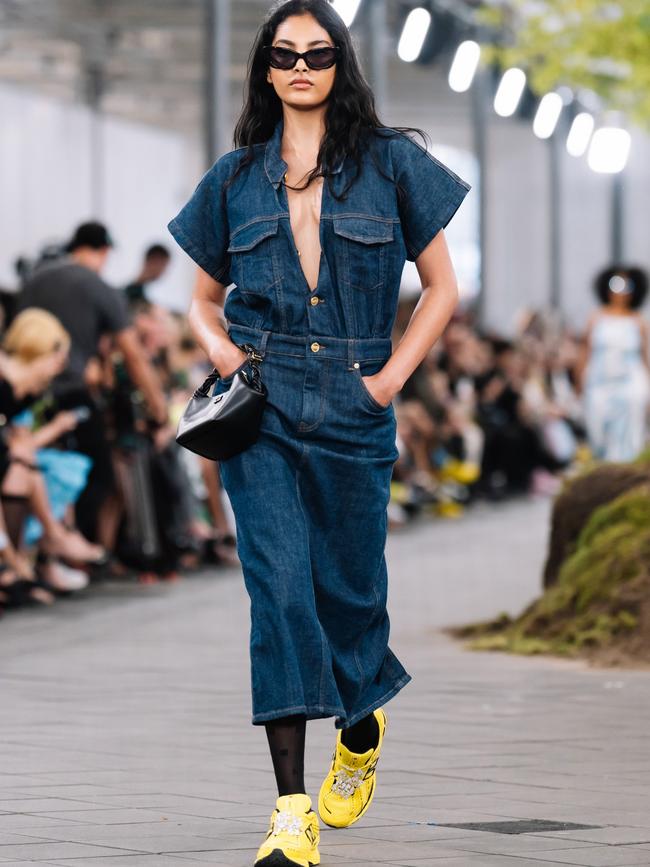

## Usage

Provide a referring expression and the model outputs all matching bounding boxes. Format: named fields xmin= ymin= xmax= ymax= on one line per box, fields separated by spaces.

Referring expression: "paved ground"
xmin=2 ymin=496 xmax=650 ymax=866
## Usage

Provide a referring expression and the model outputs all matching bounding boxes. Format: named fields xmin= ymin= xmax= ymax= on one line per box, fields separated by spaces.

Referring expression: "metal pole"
xmin=368 ymin=0 xmax=388 ymax=117
xmin=205 ymin=0 xmax=231 ymax=167
xmin=470 ymin=68 xmax=488 ymax=328
xmin=611 ymin=172 xmax=625 ymax=262
xmin=548 ymin=129 xmax=562 ymax=312
xmin=85 ymin=64 xmax=105 ymax=217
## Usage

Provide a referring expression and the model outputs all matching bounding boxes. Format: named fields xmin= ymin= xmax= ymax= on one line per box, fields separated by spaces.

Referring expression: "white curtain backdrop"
xmin=0 ymin=82 xmax=196 ymax=311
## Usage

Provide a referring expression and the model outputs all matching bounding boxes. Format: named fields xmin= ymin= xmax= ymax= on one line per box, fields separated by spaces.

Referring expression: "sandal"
xmin=0 ymin=564 xmax=55 ymax=609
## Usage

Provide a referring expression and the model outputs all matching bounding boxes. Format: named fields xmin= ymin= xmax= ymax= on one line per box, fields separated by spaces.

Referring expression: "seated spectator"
xmin=0 ymin=310 xmax=104 ymax=607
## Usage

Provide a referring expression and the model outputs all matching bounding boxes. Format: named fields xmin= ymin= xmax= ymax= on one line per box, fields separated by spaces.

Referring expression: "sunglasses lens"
xmin=268 ymin=47 xmax=297 ymax=69
xmin=306 ymin=48 xmax=338 ymax=69
xmin=265 ymin=45 xmax=339 ymax=70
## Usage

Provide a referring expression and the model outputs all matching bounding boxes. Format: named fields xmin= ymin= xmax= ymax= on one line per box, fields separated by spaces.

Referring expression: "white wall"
xmin=381 ymin=59 xmax=650 ymax=335
xmin=0 ymin=83 xmax=195 ymax=311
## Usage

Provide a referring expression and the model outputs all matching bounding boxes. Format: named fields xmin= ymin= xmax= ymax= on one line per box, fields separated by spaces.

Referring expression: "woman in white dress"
xmin=579 ymin=267 xmax=650 ymax=462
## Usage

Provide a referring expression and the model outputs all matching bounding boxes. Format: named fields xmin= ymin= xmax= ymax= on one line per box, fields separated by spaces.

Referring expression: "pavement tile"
xmin=1 ymin=500 xmax=650 ymax=866
xmin=0 ymin=841 xmax=145 ymax=860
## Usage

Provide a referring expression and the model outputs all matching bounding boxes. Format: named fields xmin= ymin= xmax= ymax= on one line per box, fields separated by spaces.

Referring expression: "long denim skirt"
xmin=216 ymin=323 xmax=411 ymax=729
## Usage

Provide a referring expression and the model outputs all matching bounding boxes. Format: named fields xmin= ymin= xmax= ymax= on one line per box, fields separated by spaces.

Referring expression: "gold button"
xmin=311 ymin=341 xmax=320 ymax=353
xmin=310 ymin=296 xmax=320 ymax=306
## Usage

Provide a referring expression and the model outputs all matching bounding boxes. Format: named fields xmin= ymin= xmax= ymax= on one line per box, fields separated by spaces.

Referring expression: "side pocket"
xmin=212 ymin=358 xmax=248 ymax=396
xmin=353 ymin=361 xmax=392 ymax=413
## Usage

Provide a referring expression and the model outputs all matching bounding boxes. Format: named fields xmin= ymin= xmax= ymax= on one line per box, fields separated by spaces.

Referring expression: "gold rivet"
xmin=311 ymin=341 xmax=320 ymax=353
xmin=353 ymin=362 xmax=360 ymax=369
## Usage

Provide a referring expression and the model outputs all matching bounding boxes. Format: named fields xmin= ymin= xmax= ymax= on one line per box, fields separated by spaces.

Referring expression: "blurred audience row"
xmin=1 ymin=222 xmax=647 ymax=614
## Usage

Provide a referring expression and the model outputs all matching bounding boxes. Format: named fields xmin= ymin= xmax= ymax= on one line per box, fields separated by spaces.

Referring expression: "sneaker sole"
xmin=254 ymin=850 xmax=320 ymax=867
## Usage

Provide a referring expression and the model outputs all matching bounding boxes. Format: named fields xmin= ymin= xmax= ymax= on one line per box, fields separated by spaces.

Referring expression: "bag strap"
xmin=193 ymin=342 xmax=264 ymax=398
xmin=239 ymin=342 xmax=264 ymax=390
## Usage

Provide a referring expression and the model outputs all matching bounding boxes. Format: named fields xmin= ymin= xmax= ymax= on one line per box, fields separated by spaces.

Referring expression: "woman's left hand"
xmin=361 ymin=373 xmax=396 ymax=409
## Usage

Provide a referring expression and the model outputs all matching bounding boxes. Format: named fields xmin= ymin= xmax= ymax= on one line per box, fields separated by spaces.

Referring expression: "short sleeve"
xmin=94 ymin=279 xmax=129 ymax=334
xmin=167 ymin=155 xmax=232 ymax=284
xmin=392 ymin=133 xmax=471 ymax=262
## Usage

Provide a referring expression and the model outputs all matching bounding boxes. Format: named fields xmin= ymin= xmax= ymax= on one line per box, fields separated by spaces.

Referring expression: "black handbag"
xmin=176 ymin=343 xmax=268 ymax=461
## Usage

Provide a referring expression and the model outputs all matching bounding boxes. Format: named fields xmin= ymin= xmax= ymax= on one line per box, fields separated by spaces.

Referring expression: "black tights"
xmin=265 ymin=715 xmax=306 ymax=797
xmin=265 ymin=711 xmax=379 ymax=797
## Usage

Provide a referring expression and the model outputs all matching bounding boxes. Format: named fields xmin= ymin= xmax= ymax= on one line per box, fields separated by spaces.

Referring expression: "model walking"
xmin=580 ymin=266 xmax=650 ymax=462
xmin=168 ymin=2 xmax=470 ymax=864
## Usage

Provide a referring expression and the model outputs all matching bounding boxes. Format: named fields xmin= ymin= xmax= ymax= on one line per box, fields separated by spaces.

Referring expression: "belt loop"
xmin=347 ymin=339 xmax=356 ymax=370
xmin=258 ymin=330 xmax=271 ymax=358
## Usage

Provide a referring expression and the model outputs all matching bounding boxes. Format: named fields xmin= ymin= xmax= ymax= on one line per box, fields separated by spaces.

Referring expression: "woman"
xmin=1 ymin=309 xmax=104 ymax=607
xmin=168 ymin=2 xmax=470 ymax=864
xmin=579 ymin=266 xmax=650 ymax=462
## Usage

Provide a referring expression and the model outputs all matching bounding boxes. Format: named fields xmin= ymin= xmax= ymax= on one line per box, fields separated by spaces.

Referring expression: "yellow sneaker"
xmin=254 ymin=793 xmax=320 ymax=867
xmin=318 ymin=708 xmax=386 ymax=828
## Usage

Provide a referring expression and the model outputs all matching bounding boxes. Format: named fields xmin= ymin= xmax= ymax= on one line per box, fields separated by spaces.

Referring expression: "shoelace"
xmin=331 ymin=762 xmax=365 ymax=799
xmin=272 ymin=810 xmax=303 ymax=837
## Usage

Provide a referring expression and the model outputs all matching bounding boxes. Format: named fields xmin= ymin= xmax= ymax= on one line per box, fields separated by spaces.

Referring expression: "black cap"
xmin=67 ymin=221 xmax=114 ymax=252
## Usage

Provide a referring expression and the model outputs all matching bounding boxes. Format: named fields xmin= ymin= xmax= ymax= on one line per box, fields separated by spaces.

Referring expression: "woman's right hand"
xmin=210 ymin=341 xmax=249 ymax=379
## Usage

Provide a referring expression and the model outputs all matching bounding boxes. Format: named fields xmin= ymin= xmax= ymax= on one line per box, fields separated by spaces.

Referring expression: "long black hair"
xmin=228 ymin=0 xmax=427 ymax=201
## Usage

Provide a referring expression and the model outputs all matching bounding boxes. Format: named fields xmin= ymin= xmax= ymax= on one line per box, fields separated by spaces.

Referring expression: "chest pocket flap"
xmin=227 ymin=217 xmax=280 ymax=294
xmin=332 ymin=216 xmax=393 ymax=245
xmin=333 ymin=216 xmax=393 ymax=294
xmin=228 ymin=217 xmax=280 ymax=252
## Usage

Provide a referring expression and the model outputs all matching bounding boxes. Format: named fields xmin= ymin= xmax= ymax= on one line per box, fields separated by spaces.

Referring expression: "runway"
xmin=2 ymin=497 xmax=650 ymax=866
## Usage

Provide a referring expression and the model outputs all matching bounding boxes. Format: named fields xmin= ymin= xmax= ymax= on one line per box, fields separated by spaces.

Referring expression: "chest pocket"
xmin=227 ymin=217 xmax=280 ymax=295
xmin=333 ymin=216 xmax=393 ymax=293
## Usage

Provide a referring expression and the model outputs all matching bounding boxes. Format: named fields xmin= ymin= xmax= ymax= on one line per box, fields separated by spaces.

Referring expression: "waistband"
xmin=227 ymin=323 xmax=392 ymax=364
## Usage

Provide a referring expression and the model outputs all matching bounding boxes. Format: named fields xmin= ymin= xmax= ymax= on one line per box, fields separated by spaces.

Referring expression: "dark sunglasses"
xmin=262 ymin=44 xmax=340 ymax=71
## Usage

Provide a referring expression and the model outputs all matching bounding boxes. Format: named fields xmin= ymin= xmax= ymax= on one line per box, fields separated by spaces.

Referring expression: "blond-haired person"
xmin=1 ymin=309 xmax=105 ymax=606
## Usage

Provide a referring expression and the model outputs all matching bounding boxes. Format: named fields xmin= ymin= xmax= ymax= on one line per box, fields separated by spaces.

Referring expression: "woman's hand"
xmin=361 ymin=372 xmax=397 ymax=408
xmin=210 ymin=341 xmax=249 ymax=380
xmin=51 ymin=411 xmax=80 ymax=436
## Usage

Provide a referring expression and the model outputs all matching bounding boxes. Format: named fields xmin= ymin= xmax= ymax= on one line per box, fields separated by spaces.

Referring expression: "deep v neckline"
xmin=283 ymin=172 xmax=325 ymax=294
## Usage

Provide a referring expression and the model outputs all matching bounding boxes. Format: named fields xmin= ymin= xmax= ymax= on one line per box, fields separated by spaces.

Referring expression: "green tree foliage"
xmin=478 ymin=1 xmax=650 ymax=128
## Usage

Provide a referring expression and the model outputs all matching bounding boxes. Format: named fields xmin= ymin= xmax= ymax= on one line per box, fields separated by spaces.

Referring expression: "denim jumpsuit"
xmin=168 ymin=117 xmax=471 ymax=728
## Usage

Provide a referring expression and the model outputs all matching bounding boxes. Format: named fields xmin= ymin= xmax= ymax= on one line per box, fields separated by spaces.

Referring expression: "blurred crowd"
xmin=0 ymin=220 xmax=631 ymax=615
xmin=389 ymin=303 xmax=587 ymax=524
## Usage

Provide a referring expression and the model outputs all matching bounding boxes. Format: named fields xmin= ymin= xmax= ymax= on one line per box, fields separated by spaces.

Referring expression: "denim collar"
xmin=264 ymin=116 xmax=344 ymax=189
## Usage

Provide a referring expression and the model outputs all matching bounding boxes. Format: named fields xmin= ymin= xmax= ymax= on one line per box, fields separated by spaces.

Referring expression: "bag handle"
xmin=193 ymin=342 xmax=263 ymax=398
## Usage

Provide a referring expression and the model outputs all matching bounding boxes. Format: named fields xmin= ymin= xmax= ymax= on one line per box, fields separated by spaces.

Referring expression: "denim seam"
xmin=337 ymin=673 xmax=413 ymax=730
xmin=167 ymin=219 xmax=230 ymax=284
xmin=229 ymin=214 xmax=284 ymax=239
xmin=352 ymin=574 xmax=382 ymax=693
xmin=322 ymin=214 xmax=399 ymax=224
xmin=297 ymin=357 xmax=331 ymax=433
xmin=293 ymin=446 xmax=328 ymax=709
xmin=227 ymin=347 xmax=390 ymax=363
xmin=252 ymin=703 xmax=345 ymax=724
